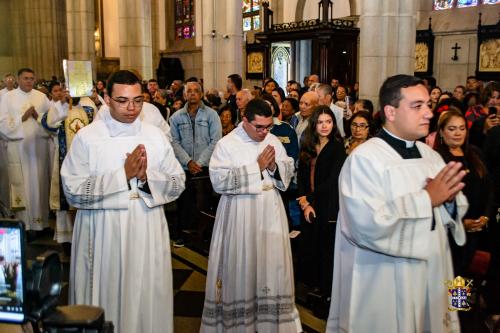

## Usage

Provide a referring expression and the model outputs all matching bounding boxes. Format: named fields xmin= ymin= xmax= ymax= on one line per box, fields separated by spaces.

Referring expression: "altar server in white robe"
xmin=0 ymin=68 xmax=51 ymax=230
xmin=60 ymin=70 xmax=185 ymax=333
xmin=201 ymin=98 xmax=302 ymax=332
xmin=327 ymin=74 xmax=468 ymax=333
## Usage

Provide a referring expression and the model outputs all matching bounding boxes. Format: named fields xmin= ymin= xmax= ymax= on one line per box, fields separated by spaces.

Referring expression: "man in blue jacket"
xmin=169 ymin=81 xmax=222 ymax=247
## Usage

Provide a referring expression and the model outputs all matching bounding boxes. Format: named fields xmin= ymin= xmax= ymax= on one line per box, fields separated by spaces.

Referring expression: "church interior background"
xmin=0 ymin=0 xmax=499 ymax=332
xmin=0 ymin=0 xmax=498 ymax=105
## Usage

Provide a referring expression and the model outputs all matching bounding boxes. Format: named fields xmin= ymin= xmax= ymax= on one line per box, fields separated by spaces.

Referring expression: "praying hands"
xmin=257 ymin=144 xmax=276 ymax=172
xmin=125 ymin=144 xmax=147 ymax=181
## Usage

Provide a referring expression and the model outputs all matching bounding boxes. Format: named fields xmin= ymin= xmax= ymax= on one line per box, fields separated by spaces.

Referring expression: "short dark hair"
xmin=107 ymin=70 xmax=141 ymax=97
xmin=379 ymin=74 xmax=424 ymax=123
xmin=228 ymin=74 xmax=242 ymax=91
xmin=466 ymin=75 xmax=477 ymax=81
xmin=148 ymin=79 xmax=158 ymax=83
xmin=283 ymin=97 xmax=299 ymax=112
xmin=186 ymin=76 xmax=199 ymax=83
xmin=244 ymin=98 xmax=273 ymax=122
xmin=48 ymin=81 xmax=61 ymax=93
xmin=17 ymin=68 xmax=34 ymax=76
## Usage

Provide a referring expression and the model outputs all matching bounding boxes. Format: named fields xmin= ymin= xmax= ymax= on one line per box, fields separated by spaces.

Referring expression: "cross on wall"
xmin=451 ymin=43 xmax=461 ymax=61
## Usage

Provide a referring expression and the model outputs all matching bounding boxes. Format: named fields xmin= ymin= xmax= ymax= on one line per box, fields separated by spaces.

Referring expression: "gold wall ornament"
xmin=247 ymin=52 xmax=264 ymax=74
xmin=479 ymin=39 xmax=500 ymax=72
xmin=415 ymin=42 xmax=429 ymax=72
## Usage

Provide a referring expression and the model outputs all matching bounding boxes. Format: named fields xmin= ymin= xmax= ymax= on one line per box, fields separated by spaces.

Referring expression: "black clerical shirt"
xmin=376 ymin=128 xmax=422 ymax=159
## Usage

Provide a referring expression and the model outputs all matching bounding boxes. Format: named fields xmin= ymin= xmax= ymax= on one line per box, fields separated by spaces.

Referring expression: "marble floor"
xmin=1 ymin=229 xmax=326 ymax=333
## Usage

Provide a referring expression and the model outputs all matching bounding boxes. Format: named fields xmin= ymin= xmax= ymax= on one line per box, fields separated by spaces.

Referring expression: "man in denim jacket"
xmin=169 ymin=81 xmax=222 ymax=247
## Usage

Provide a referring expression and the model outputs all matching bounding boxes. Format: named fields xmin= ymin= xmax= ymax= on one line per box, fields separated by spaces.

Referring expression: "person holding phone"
xmin=468 ymin=81 xmax=499 ymax=149
xmin=297 ymin=105 xmax=346 ymax=316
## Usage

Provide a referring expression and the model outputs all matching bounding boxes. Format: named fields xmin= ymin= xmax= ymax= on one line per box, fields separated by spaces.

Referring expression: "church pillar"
xmin=202 ymin=0 xmax=243 ymax=90
xmin=10 ymin=0 xmax=67 ymax=79
xmin=358 ymin=0 xmax=417 ymax=106
xmin=66 ymin=0 xmax=95 ymax=77
xmin=118 ymin=0 xmax=153 ymax=79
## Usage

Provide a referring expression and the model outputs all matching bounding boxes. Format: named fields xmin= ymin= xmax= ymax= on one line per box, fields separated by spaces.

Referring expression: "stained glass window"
xmin=432 ymin=0 xmax=494 ymax=9
xmin=433 ymin=0 xmax=454 ymax=10
xmin=243 ymin=0 xmax=262 ymax=32
xmin=175 ymin=0 xmax=195 ymax=40
xmin=457 ymin=0 xmax=478 ymax=7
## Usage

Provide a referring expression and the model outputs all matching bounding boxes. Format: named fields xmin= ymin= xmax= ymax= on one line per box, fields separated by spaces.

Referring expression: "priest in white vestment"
xmin=0 ymin=68 xmax=51 ymax=230
xmin=201 ymin=98 xmax=302 ymax=332
xmin=327 ymin=75 xmax=468 ymax=333
xmin=60 ymin=70 xmax=185 ymax=333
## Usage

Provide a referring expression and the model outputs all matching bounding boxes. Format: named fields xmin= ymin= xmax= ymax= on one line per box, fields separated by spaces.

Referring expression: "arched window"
xmin=175 ymin=0 xmax=195 ymax=40
xmin=243 ymin=0 xmax=261 ymax=31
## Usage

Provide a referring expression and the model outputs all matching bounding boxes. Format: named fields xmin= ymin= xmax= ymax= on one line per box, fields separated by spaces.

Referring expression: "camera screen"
xmin=0 ymin=223 xmax=25 ymax=323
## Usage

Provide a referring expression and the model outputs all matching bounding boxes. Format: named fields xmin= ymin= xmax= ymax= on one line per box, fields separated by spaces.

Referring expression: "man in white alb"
xmin=327 ymin=74 xmax=468 ymax=333
xmin=0 ymin=68 xmax=51 ymax=230
xmin=61 ymin=70 xmax=185 ymax=333
xmin=201 ymin=98 xmax=302 ymax=332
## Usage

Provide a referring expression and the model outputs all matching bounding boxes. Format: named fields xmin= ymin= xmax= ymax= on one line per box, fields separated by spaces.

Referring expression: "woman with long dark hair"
xmin=434 ymin=108 xmax=491 ymax=276
xmin=297 ymin=105 xmax=347 ymax=317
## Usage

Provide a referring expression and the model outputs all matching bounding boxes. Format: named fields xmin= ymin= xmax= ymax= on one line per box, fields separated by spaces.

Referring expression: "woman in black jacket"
xmin=297 ymin=105 xmax=347 ymax=315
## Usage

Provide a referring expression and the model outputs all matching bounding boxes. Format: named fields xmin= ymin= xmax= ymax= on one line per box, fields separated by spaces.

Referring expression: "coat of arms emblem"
xmin=446 ymin=276 xmax=472 ymax=311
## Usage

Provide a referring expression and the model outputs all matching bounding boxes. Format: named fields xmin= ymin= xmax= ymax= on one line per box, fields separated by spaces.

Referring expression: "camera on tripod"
xmin=0 ymin=219 xmax=113 ymax=333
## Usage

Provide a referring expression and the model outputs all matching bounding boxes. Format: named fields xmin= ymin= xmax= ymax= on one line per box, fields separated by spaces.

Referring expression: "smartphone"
xmin=308 ymin=211 xmax=316 ymax=223
xmin=488 ymin=106 xmax=497 ymax=116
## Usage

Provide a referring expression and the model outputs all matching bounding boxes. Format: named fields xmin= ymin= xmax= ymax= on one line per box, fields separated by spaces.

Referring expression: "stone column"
xmin=202 ymin=0 xmax=243 ymax=90
xmin=119 ymin=0 xmax=153 ymax=80
xmin=66 ymin=0 xmax=95 ymax=76
xmin=358 ymin=0 xmax=417 ymax=106
xmin=10 ymin=0 xmax=67 ymax=79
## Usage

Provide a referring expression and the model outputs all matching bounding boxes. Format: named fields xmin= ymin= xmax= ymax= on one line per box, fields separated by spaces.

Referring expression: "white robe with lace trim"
xmin=61 ymin=113 xmax=185 ymax=333
xmin=326 ymin=138 xmax=467 ymax=333
xmin=201 ymin=124 xmax=302 ymax=333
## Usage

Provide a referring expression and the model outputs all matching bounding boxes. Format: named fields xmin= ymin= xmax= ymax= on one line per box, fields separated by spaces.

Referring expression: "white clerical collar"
xmin=382 ymin=128 xmax=415 ymax=148
xmin=103 ymin=109 xmax=141 ymax=137
xmin=16 ymin=87 xmax=32 ymax=96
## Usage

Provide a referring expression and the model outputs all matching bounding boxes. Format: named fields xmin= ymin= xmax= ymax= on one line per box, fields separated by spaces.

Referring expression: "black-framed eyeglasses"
xmin=110 ymin=96 xmax=144 ymax=108
xmin=351 ymin=122 xmax=369 ymax=129
xmin=248 ymin=122 xmax=274 ymax=133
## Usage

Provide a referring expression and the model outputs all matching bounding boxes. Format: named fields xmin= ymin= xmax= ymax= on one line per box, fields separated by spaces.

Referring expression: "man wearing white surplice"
xmin=201 ymin=99 xmax=302 ymax=332
xmin=60 ymin=70 xmax=185 ymax=333
xmin=327 ymin=75 xmax=468 ymax=333
xmin=0 ymin=68 xmax=51 ymax=230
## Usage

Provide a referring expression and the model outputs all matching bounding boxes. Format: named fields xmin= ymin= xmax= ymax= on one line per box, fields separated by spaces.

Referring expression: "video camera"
xmin=0 ymin=219 xmax=113 ymax=332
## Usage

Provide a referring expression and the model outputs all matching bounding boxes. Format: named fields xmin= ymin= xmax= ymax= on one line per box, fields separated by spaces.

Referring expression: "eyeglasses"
xmin=248 ymin=122 xmax=274 ymax=133
xmin=351 ymin=122 xmax=369 ymax=129
xmin=110 ymin=96 xmax=144 ymax=108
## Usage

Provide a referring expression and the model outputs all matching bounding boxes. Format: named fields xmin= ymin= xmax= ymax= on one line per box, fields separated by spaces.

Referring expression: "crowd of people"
xmin=0 ymin=67 xmax=499 ymax=332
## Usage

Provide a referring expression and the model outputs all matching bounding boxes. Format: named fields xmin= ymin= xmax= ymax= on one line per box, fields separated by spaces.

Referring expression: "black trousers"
xmin=173 ymin=168 xmax=213 ymax=238
xmin=299 ymin=217 xmax=336 ymax=297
